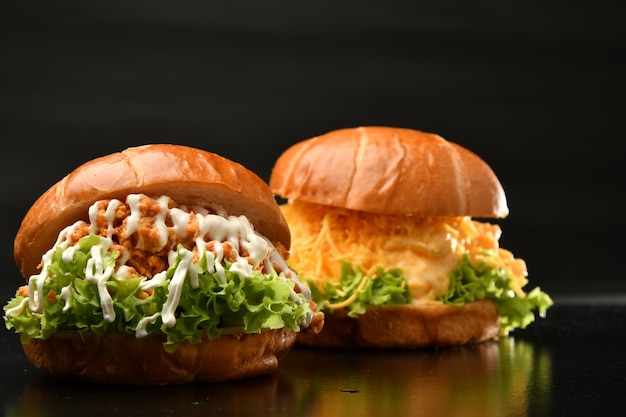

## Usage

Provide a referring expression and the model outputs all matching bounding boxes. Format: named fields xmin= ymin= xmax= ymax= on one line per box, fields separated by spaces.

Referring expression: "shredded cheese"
xmin=281 ymin=200 xmax=528 ymax=307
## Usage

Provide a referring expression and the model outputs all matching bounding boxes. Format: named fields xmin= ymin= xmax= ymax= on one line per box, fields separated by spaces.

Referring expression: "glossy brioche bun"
xmin=15 ymin=143 xmax=291 ymax=279
xmin=296 ymin=301 xmax=500 ymax=349
xmin=22 ymin=329 xmax=296 ymax=385
xmin=270 ymin=126 xmax=508 ymax=218
xmin=270 ymin=126 xmax=506 ymax=348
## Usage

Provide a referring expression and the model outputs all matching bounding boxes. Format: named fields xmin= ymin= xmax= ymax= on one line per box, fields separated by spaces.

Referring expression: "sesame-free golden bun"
xmin=270 ymin=126 xmax=508 ymax=218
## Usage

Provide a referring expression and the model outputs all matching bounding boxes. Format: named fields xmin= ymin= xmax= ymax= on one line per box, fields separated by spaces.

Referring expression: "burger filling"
xmin=280 ymin=200 xmax=553 ymax=335
xmin=4 ymin=194 xmax=315 ymax=352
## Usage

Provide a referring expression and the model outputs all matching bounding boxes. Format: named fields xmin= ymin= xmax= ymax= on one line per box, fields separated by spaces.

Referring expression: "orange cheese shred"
xmin=281 ymin=200 xmax=528 ymax=306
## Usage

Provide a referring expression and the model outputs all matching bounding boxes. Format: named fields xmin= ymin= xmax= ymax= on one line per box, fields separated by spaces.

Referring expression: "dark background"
xmin=1 ymin=0 xmax=624 ymax=310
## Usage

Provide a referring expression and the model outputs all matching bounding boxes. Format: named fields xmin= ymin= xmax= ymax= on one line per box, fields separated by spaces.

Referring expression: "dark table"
xmin=2 ymin=295 xmax=624 ymax=417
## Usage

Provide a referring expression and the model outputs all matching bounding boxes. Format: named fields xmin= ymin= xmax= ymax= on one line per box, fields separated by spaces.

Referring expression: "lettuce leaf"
xmin=3 ymin=235 xmax=312 ymax=352
xmin=308 ymin=261 xmax=411 ymax=318
xmin=306 ymin=255 xmax=553 ymax=335
xmin=439 ymin=255 xmax=554 ymax=335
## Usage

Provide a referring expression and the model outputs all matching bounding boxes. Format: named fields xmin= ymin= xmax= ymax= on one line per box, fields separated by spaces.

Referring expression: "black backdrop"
xmin=1 ymin=0 xmax=624 ymax=307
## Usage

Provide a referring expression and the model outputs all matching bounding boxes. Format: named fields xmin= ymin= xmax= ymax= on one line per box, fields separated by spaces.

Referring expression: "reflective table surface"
xmin=2 ymin=296 xmax=624 ymax=417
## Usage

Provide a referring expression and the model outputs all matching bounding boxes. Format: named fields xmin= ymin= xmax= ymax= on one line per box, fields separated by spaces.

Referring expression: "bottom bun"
xmin=22 ymin=328 xmax=296 ymax=385
xmin=296 ymin=300 xmax=500 ymax=349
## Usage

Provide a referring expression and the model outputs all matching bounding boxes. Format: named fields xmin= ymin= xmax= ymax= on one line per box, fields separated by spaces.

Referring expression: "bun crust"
xmin=270 ymin=126 xmax=508 ymax=218
xmin=296 ymin=300 xmax=499 ymax=349
xmin=22 ymin=329 xmax=296 ymax=384
xmin=15 ymin=144 xmax=290 ymax=279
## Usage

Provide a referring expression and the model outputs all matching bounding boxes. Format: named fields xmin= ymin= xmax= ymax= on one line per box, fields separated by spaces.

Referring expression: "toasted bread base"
xmin=296 ymin=300 xmax=500 ymax=349
xmin=22 ymin=329 xmax=297 ymax=385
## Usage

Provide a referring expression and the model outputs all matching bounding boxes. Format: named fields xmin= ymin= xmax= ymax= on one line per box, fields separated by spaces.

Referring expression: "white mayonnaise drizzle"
xmin=124 ymin=194 xmax=142 ymax=237
xmin=25 ymin=222 xmax=80 ymax=313
xmin=135 ymin=312 xmax=161 ymax=338
xmin=19 ymin=194 xmax=312 ymax=337
xmin=89 ymin=198 xmax=120 ymax=239
xmin=60 ymin=286 xmax=72 ymax=312
xmin=85 ymin=243 xmax=116 ymax=323
xmin=161 ymin=247 xmax=195 ymax=327
xmin=5 ymin=297 xmax=28 ymax=317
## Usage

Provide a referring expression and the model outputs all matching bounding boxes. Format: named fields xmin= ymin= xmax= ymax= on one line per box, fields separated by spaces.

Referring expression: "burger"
xmin=3 ymin=144 xmax=323 ymax=384
xmin=269 ymin=126 xmax=552 ymax=349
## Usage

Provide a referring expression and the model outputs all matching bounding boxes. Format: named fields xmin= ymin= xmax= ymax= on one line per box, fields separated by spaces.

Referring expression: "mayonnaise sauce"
xmin=85 ymin=243 xmax=115 ymax=322
xmin=5 ymin=297 xmax=28 ymax=317
xmin=23 ymin=194 xmax=312 ymax=337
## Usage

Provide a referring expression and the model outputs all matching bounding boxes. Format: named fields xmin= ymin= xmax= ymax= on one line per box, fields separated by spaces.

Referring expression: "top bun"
xmin=15 ymin=144 xmax=290 ymax=279
xmin=270 ymin=126 xmax=508 ymax=218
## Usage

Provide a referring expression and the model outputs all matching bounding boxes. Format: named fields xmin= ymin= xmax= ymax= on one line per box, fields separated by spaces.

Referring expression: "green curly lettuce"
xmin=3 ymin=235 xmax=312 ymax=353
xmin=439 ymin=254 xmax=553 ymax=335
xmin=308 ymin=261 xmax=411 ymax=318
xmin=306 ymin=254 xmax=553 ymax=335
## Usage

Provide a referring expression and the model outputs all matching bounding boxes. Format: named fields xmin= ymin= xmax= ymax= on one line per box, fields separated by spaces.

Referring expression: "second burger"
xmin=269 ymin=126 xmax=553 ymax=349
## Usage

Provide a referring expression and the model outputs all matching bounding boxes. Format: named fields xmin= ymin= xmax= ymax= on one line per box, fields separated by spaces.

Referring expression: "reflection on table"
xmin=279 ymin=337 xmax=552 ymax=417
xmin=4 ymin=337 xmax=551 ymax=417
